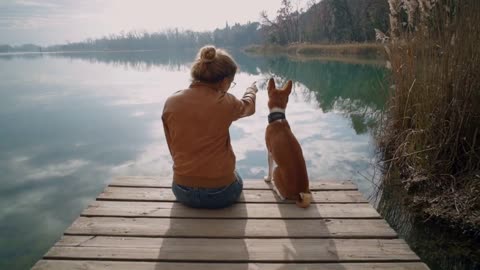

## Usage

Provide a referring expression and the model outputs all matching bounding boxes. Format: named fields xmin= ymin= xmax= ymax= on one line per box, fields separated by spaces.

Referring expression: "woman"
xmin=162 ymin=45 xmax=258 ymax=209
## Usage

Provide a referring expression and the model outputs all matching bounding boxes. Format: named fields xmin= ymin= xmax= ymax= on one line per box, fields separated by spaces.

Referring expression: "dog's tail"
xmin=296 ymin=192 xmax=312 ymax=208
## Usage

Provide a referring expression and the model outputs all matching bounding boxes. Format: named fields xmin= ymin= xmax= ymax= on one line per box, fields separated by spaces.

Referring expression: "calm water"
xmin=0 ymin=51 xmax=389 ymax=269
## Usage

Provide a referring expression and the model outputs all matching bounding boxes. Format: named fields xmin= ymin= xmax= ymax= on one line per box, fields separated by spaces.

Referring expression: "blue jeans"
xmin=172 ymin=172 xmax=243 ymax=209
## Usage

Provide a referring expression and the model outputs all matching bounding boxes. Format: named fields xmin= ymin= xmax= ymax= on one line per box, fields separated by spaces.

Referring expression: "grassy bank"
xmin=378 ymin=0 xmax=480 ymax=231
xmin=244 ymin=43 xmax=384 ymax=59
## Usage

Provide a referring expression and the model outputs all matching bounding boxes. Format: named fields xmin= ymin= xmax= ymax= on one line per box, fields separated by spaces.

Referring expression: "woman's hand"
xmin=246 ymin=81 xmax=258 ymax=94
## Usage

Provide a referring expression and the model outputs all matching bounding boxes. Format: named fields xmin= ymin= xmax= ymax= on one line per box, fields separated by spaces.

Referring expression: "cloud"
xmin=24 ymin=159 xmax=90 ymax=180
xmin=0 ymin=0 xmax=102 ymax=44
xmin=15 ymin=0 xmax=60 ymax=8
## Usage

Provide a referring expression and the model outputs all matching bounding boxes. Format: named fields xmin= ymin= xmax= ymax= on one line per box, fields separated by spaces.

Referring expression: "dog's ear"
xmin=267 ymin=78 xmax=276 ymax=94
xmin=283 ymin=80 xmax=293 ymax=95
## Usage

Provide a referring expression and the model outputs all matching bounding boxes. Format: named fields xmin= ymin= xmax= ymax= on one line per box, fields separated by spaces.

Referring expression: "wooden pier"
xmin=32 ymin=176 xmax=429 ymax=270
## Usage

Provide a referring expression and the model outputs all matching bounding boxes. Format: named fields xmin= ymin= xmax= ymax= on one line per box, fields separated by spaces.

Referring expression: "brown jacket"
xmin=162 ymin=81 xmax=256 ymax=188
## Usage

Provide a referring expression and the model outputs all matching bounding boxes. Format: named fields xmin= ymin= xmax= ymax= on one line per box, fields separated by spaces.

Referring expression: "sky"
xmin=0 ymin=0 xmax=303 ymax=46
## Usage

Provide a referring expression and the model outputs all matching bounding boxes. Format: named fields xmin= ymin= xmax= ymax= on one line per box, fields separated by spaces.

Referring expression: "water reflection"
xmin=255 ymin=56 xmax=388 ymax=135
xmin=58 ymin=51 xmax=389 ymax=135
xmin=0 ymin=51 xmax=386 ymax=269
xmin=0 ymin=50 xmax=195 ymax=72
xmin=51 ymin=50 xmax=195 ymax=72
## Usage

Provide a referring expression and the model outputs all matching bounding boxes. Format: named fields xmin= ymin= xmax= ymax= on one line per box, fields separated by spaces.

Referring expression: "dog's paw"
xmin=263 ymin=176 xmax=272 ymax=182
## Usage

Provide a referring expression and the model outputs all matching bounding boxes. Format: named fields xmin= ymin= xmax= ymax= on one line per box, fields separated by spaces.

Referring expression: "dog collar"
xmin=268 ymin=112 xmax=286 ymax=124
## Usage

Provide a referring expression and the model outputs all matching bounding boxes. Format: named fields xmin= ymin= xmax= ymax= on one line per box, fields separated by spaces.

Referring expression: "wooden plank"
xmin=82 ymin=201 xmax=381 ymax=219
xmin=109 ymin=176 xmax=358 ymax=191
xmin=97 ymin=187 xmax=368 ymax=203
xmin=65 ymin=217 xmax=397 ymax=238
xmin=32 ymin=260 xmax=431 ymax=270
xmin=47 ymin=236 xmax=421 ymax=262
xmin=33 ymin=176 xmax=430 ymax=270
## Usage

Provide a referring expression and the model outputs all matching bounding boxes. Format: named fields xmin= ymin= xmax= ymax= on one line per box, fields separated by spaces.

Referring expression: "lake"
xmin=0 ymin=50 xmax=388 ymax=269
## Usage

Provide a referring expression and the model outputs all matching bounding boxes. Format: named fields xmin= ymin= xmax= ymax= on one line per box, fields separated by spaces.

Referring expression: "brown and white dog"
xmin=264 ymin=78 xmax=312 ymax=208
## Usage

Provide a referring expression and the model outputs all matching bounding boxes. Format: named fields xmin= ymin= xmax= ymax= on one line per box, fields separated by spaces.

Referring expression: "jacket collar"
xmin=190 ymin=81 xmax=220 ymax=91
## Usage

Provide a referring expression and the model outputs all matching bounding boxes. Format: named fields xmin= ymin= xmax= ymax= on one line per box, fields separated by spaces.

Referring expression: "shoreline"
xmin=244 ymin=43 xmax=385 ymax=63
xmin=378 ymin=175 xmax=480 ymax=269
xmin=395 ymin=173 xmax=479 ymax=235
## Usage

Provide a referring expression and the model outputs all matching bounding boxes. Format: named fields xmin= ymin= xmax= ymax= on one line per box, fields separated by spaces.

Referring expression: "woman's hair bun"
xmin=191 ymin=46 xmax=237 ymax=83
xmin=200 ymin=46 xmax=216 ymax=63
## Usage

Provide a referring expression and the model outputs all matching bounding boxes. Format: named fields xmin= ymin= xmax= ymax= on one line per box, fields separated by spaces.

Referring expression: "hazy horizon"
xmin=0 ymin=0 xmax=307 ymax=46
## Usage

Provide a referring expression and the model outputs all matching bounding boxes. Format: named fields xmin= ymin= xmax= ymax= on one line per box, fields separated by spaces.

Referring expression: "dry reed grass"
xmin=379 ymin=0 xmax=480 ymax=229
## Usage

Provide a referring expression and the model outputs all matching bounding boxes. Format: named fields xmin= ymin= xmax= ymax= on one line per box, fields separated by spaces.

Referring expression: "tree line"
xmin=0 ymin=44 xmax=42 ymax=53
xmin=45 ymin=22 xmax=262 ymax=52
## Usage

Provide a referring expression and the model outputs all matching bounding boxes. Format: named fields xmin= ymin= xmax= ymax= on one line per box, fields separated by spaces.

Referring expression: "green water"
xmin=0 ymin=51 xmax=390 ymax=269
